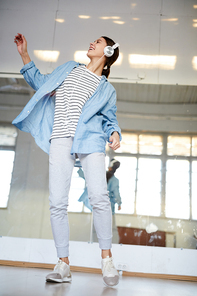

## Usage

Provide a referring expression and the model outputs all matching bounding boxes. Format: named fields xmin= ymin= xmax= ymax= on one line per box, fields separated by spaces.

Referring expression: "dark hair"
xmin=106 ymin=159 xmax=120 ymax=183
xmin=101 ymin=36 xmax=119 ymax=78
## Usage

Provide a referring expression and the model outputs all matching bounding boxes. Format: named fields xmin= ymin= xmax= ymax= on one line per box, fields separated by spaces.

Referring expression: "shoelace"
xmin=103 ymin=258 xmax=115 ymax=273
xmin=55 ymin=259 xmax=66 ymax=269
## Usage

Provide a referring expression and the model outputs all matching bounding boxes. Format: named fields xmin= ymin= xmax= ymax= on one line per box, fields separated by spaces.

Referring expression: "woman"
xmin=13 ymin=33 xmax=121 ymax=287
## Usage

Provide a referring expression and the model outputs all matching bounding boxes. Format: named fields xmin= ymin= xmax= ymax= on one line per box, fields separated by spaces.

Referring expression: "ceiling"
xmin=0 ymin=0 xmax=197 ymax=103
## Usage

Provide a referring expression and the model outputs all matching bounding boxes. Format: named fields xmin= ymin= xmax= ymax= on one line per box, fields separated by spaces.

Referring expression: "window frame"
xmin=106 ymin=131 xmax=197 ymax=221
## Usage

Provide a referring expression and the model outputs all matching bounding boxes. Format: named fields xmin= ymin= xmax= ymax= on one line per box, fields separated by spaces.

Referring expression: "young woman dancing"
xmin=13 ymin=33 xmax=121 ymax=287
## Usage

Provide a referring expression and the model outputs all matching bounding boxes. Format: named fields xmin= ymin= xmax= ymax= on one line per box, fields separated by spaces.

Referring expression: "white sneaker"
xmin=46 ymin=259 xmax=72 ymax=283
xmin=101 ymin=256 xmax=119 ymax=287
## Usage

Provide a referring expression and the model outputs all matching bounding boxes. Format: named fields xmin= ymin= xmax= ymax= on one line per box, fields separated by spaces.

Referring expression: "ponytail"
xmin=102 ymin=64 xmax=111 ymax=78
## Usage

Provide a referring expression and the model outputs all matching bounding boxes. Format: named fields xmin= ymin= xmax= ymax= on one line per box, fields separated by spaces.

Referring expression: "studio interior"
xmin=0 ymin=0 xmax=197 ymax=295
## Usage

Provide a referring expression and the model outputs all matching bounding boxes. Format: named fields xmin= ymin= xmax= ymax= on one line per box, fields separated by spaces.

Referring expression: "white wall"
xmin=1 ymin=236 xmax=197 ymax=277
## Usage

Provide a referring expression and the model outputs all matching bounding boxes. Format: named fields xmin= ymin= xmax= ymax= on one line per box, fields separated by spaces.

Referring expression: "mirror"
xmin=0 ymin=78 xmax=197 ymax=250
xmin=0 ymin=0 xmax=197 ymax=252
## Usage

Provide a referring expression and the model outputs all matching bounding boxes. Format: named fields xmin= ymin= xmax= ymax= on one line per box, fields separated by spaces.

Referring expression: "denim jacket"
xmin=12 ymin=61 xmax=121 ymax=154
xmin=108 ymin=175 xmax=122 ymax=215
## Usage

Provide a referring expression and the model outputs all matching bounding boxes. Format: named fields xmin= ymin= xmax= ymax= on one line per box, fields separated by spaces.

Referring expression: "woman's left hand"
xmin=108 ymin=131 xmax=120 ymax=150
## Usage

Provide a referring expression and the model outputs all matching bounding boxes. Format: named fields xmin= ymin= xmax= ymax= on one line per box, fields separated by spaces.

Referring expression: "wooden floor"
xmin=1 ymin=265 xmax=197 ymax=296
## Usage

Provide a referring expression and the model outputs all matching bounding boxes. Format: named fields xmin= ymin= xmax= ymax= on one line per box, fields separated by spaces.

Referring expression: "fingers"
xmin=14 ymin=33 xmax=24 ymax=45
xmin=108 ymin=141 xmax=120 ymax=151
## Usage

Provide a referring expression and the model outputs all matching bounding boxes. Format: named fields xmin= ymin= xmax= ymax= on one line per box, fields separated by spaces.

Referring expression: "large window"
xmin=110 ymin=132 xmax=197 ymax=220
xmin=0 ymin=126 xmax=17 ymax=208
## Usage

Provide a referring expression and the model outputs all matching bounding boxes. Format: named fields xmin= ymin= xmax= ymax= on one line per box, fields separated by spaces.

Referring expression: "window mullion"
xmin=134 ymin=134 xmax=139 ymax=215
xmin=161 ymin=134 xmax=167 ymax=218
xmin=189 ymin=136 xmax=192 ymax=220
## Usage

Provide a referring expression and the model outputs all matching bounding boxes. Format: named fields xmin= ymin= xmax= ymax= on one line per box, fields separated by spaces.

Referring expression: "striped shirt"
xmin=50 ymin=65 xmax=101 ymax=140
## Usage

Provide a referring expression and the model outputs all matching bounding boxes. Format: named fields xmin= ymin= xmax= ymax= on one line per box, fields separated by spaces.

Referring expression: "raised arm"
xmin=14 ymin=33 xmax=31 ymax=65
xmin=14 ymin=33 xmax=55 ymax=90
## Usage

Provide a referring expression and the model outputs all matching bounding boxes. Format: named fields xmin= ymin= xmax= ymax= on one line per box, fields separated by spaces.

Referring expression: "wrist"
xmin=20 ymin=52 xmax=29 ymax=58
xmin=111 ymin=131 xmax=118 ymax=136
xmin=20 ymin=52 xmax=31 ymax=65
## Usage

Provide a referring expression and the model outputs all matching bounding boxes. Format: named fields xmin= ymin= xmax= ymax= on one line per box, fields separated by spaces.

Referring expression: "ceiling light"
xmin=192 ymin=56 xmax=197 ymax=70
xmin=55 ymin=19 xmax=65 ymax=23
xmin=78 ymin=15 xmax=91 ymax=19
xmin=100 ymin=16 xmax=120 ymax=20
xmin=113 ymin=21 xmax=125 ymax=25
xmin=132 ymin=18 xmax=139 ymax=21
xmin=162 ymin=18 xmax=178 ymax=22
xmin=193 ymin=23 xmax=197 ymax=27
xmin=34 ymin=50 xmax=60 ymax=62
xmin=129 ymin=54 xmax=177 ymax=70
xmin=74 ymin=51 xmax=89 ymax=64
xmin=193 ymin=5 xmax=197 ymax=8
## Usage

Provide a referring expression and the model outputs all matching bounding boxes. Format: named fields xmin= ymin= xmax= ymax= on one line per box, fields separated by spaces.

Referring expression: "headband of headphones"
xmin=112 ymin=43 xmax=120 ymax=50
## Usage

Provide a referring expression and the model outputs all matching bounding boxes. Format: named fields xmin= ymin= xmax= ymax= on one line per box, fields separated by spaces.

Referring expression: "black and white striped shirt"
xmin=50 ymin=65 xmax=101 ymax=140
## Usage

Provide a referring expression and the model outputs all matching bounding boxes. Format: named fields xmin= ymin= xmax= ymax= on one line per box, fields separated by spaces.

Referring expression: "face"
xmin=87 ymin=37 xmax=107 ymax=59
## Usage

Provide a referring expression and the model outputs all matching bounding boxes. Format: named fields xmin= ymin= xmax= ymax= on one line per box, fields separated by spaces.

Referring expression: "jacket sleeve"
xmin=101 ymin=90 xmax=122 ymax=142
xmin=20 ymin=61 xmax=64 ymax=91
xmin=77 ymin=168 xmax=85 ymax=180
xmin=112 ymin=178 xmax=122 ymax=206
xmin=114 ymin=180 xmax=122 ymax=206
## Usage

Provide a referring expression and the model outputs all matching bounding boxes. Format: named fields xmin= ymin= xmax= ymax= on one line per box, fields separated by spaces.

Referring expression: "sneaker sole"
xmin=46 ymin=277 xmax=63 ymax=283
xmin=46 ymin=276 xmax=72 ymax=283
xmin=103 ymin=276 xmax=119 ymax=287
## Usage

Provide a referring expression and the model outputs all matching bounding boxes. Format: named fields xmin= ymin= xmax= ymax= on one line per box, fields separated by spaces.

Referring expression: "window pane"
xmin=166 ymin=160 xmax=190 ymax=219
xmin=167 ymin=136 xmax=191 ymax=156
xmin=114 ymin=156 xmax=137 ymax=214
xmin=68 ymin=167 xmax=85 ymax=212
xmin=0 ymin=126 xmax=17 ymax=146
xmin=139 ymin=135 xmax=163 ymax=155
xmin=192 ymin=137 xmax=197 ymax=156
xmin=0 ymin=151 xmax=15 ymax=208
xmin=192 ymin=161 xmax=197 ymax=220
xmin=115 ymin=133 xmax=138 ymax=154
xmin=136 ymin=158 xmax=161 ymax=216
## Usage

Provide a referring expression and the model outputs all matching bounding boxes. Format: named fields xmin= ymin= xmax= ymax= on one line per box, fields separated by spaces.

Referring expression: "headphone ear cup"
xmin=104 ymin=46 xmax=114 ymax=57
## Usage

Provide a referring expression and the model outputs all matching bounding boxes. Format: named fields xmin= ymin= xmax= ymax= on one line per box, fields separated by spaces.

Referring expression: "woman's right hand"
xmin=14 ymin=33 xmax=28 ymax=56
xmin=14 ymin=33 xmax=31 ymax=65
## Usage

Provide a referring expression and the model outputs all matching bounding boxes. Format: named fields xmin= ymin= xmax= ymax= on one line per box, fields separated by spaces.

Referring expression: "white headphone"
xmin=104 ymin=43 xmax=120 ymax=57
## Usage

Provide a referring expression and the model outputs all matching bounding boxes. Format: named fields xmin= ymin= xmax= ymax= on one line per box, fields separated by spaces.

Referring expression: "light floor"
xmin=0 ymin=266 xmax=197 ymax=296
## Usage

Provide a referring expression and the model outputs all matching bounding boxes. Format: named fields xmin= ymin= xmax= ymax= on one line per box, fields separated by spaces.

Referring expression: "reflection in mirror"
xmin=0 ymin=78 xmax=197 ymax=250
xmin=105 ymin=132 xmax=197 ymax=249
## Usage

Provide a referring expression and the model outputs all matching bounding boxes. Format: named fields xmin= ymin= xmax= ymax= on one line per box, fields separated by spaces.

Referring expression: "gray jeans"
xmin=49 ymin=137 xmax=112 ymax=258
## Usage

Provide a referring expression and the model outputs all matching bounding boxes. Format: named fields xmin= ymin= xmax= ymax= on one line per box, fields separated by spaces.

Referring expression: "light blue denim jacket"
xmin=12 ymin=61 xmax=121 ymax=154
xmin=108 ymin=175 xmax=122 ymax=215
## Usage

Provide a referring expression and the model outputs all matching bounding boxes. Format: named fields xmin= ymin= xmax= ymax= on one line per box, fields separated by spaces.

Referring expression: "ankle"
xmin=101 ymin=249 xmax=112 ymax=259
xmin=60 ymin=257 xmax=69 ymax=265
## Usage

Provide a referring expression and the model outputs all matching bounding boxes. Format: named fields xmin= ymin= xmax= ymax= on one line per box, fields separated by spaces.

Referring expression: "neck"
xmin=86 ymin=56 xmax=106 ymax=76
